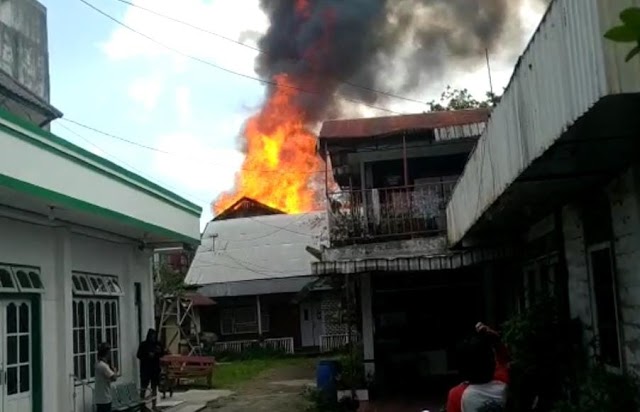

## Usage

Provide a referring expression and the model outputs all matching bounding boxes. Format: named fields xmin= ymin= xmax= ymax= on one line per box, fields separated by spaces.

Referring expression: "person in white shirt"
xmin=95 ymin=342 xmax=118 ymax=412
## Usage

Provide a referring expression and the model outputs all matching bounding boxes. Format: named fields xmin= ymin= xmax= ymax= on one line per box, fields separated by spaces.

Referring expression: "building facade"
xmin=447 ymin=0 xmax=640 ymax=376
xmin=0 ymin=2 xmax=202 ymax=411
xmin=313 ymin=109 xmax=515 ymax=394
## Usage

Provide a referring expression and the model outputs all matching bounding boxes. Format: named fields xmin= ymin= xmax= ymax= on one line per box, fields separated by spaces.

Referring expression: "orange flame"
xmin=214 ymin=74 xmax=324 ymax=215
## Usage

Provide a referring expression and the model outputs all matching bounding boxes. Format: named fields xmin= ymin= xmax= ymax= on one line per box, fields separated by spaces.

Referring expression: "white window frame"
xmin=11 ymin=267 xmax=45 ymax=294
xmin=0 ymin=264 xmax=18 ymax=293
xmin=220 ymin=306 xmax=270 ymax=335
xmin=71 ymin=271 xmax=122 ymax=383
xmin=587 ymin=241 xmax=623 ymax=371
xmin=72 ymin=297 xmax=121 ymax=383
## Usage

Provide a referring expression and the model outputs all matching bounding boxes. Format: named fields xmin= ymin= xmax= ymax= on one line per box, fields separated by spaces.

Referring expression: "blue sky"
xmin=41 ymin=0 xmax=545 ymax=229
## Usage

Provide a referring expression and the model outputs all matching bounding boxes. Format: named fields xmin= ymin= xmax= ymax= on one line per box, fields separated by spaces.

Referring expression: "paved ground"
xmin=202 ymin=359 xmax=316 ymax=412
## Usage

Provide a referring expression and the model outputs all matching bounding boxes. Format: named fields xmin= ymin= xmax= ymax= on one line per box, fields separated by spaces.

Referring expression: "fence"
xmin=320 ymin=333 xmax=359 ymax=353
xmin=213 ymin=337 xmax=295 ymax=355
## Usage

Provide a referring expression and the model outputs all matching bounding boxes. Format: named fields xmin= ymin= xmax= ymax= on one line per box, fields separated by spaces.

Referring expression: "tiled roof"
xmin=319 ymin=108 xmax=489 ymax=141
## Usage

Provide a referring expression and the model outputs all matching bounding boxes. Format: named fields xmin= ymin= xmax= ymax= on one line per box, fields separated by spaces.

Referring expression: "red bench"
xmin=160 ymin=355 xmax=216 ymax=397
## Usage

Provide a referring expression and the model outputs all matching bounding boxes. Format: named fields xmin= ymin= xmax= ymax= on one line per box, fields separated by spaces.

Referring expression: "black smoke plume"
xmin=255 ymin=0 xmax=548 ymax=122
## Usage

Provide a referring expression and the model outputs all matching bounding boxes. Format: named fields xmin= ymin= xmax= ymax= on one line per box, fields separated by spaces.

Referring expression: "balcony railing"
xmin=328 ymin=181 xmax=456 ymax=245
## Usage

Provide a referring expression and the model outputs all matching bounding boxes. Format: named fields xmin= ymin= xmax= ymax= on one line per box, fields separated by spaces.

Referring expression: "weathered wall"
xmin=607 ymin=166 xmax=640 ymax=375
xmin=0 ymin=0 xmax=49 ymax=100
xmin=561 ymin=204 xmax=595 ymax=337
xmin=561 ymin=164 xmax=640 ymax=374
xmin=323 ymin=235 xmax=448 ymax=261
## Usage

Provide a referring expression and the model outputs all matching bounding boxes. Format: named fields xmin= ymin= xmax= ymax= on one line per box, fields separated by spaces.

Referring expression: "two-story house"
xmin=313 ymin=109 xmax=516 ymax=395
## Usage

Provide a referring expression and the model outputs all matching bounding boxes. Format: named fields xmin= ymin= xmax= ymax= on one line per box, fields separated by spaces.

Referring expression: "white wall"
xmin=0 ymin=212 xmax=154 ymax=412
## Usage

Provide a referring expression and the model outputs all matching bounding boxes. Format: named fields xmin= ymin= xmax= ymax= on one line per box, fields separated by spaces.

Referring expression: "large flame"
xmin=214 ymin=74 xmax=324 ymax=215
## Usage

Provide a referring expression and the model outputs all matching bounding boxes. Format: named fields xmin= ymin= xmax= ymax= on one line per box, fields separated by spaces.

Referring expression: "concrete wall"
xmin=323 ymin=235 xmax=448 ymax=261
xmin=0 ymin=211 xmax=154 ymax=412
xmin=560 ymin=164 xmax=640 ymax=374
xmin=0 ymin=0 xmax=49 ymax=100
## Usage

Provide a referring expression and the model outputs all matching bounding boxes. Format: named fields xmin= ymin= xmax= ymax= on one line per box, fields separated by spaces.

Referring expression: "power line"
xmin=57 ymin=122 xmax=213 ymax=206
xmin=109 ymin=0 xmax=429 ymax=107
xmin=78 ymin=0 xmax=403 ymax=115
xmin=59 ymin=117 xmax=327 ymax=175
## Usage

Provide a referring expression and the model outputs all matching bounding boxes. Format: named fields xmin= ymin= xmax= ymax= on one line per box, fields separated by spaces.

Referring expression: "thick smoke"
xmin=255 ymin=0 xmax=548 ymax=122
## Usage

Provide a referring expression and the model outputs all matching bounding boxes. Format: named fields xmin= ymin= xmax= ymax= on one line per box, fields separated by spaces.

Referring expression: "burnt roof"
xmin=213 ymin=197 xmax=285 ymax=221
xmin=318 ymin=108 xmax=489 ymax=143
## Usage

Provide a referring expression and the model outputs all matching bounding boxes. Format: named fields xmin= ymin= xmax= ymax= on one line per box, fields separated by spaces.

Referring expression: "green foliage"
xmin=550 ymin=367 xmax=640 ymax=412
xmin=155 ymin=263 xmax=186 ymax=297
xmin=428 ymin=86 xmax=499 ymax=112
xmin=213 ymin=357 xmax=304 ymax=389
xmin=501 ymin=297 xmax=583 ymax=412
xmin=336 ymin=347 xmax=365 ymax=390
xmin=502 ymin=296 xmax=640 ymax=412
xmin=605 ymin=7 xmax=640 ymax=62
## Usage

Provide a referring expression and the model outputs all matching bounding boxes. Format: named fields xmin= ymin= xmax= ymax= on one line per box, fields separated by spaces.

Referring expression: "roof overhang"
xmin=197 ymin=275 xmax=329 ymax=297
xmin=312 ymin=248 xmax=513 ymax=275
xmin=0 ymin=107 xmax=202 ymax=244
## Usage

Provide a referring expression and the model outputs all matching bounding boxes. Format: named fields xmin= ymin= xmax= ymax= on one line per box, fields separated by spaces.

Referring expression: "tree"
xmin=604 ymin=7 xmax=640 ymax=62
xmin=427 ymin=86 xmax=499 ymax=112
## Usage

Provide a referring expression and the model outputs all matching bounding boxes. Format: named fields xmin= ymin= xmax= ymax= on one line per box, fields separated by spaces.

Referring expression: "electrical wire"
xmin=78 ymin=0 xmax=403 ymax=115
xmin=108 ymin=0 xmax=430 ymax=106
xmin=59 ymin=117 xmax=327 ymax=175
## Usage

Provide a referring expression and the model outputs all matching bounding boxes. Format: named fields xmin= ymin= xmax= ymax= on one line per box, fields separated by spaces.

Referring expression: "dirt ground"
xmin=203 ymin=358 xmax=316 ymax=412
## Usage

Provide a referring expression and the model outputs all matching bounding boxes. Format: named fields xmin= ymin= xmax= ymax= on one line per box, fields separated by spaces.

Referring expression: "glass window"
xmin=15 ymin=271 xmax=32 ymax=290
xmin=72 ymin=297 xmax=120 ymax=381
xmin=0 ymin=268 xmax=15 ymax=290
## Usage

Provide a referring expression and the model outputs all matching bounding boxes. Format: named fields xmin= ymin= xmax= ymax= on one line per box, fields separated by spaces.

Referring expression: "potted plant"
xmin=336 ymin=345 xmax=370 ymax=410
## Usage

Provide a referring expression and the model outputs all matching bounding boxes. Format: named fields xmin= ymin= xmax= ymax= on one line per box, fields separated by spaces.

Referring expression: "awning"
xmin=312 ymin=248 xmax=513 ymax=275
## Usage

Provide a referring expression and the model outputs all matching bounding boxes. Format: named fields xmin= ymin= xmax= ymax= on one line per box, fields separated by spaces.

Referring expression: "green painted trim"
xmin=0 ymin=173 xmax=200 ymax=245
xmin=0 ymin=106 xmax=202 ymax=216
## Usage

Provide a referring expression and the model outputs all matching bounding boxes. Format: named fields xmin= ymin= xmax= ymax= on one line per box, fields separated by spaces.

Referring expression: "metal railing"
xmin=213 ymin=337 xmax=295 ymax=354
xmin=320 ymin=334 xmax=357 ymax=353
xmin=327 ymin=181 xmax=456 ymax=245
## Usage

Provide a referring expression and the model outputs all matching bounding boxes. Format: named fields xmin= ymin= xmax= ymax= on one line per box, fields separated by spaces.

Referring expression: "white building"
xmin=0 ymin=106 xmax=201 ymax=412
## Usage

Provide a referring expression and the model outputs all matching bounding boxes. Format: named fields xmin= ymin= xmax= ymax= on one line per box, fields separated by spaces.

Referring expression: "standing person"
xmin=446 ymin=322 xmax=510 ymax=412
xmin=137 ymin=328 xmax=165 ymax=411
xmin=95 ymin=342 xmax=118 ymax=412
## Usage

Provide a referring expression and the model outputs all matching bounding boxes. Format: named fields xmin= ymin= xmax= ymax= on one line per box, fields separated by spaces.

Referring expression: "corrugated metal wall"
xmin=447 ymin=0 xmax=640 ymax=245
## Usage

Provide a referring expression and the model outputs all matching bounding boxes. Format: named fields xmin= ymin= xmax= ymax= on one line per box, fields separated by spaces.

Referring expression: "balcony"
xmin=327 ymin=180 xmax=456 ymax=246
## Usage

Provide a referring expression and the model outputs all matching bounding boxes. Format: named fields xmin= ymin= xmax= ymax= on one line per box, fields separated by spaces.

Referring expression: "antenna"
xmin=485 ymin=48 xmax=494 ymax=97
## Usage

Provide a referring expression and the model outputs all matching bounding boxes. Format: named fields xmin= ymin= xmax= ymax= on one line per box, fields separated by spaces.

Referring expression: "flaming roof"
xmin=319 ymin=108 xmax=490 ymax=142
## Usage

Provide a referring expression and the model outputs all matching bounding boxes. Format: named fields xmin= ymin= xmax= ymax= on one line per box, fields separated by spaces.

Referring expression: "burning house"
xmin=313 ymin=109 xmax=517 ymax=395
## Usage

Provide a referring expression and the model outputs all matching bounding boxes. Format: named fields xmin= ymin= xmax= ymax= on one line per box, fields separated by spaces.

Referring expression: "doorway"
xmin=299 ymin=301 xmax=323 ymax=347
xmin=0 ymin=299 xmax=32 ymax=412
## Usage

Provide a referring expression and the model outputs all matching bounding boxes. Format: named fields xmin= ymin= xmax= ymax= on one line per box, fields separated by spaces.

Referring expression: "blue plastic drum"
xmin=316 ymin=360 xmax=339 ymax=396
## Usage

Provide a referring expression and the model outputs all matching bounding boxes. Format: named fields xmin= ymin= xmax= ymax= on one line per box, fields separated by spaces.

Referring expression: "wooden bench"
xmin=160 ymin=355 xmax=216 ymax=397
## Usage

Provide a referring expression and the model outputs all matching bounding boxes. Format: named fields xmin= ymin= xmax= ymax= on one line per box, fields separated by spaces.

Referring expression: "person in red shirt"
xmin=446 ymin=323 xmax=510 ymax=412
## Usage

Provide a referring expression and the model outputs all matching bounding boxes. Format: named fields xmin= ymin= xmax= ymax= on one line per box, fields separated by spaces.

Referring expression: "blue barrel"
xmin=316 ymin=360 xmax=339 ymax=396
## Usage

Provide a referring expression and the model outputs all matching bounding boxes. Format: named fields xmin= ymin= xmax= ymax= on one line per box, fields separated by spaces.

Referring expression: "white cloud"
xmin=151 ymin=132 xmax=244 ymax=211
xmin=101 ymin=0 xmax=268 ymax=77
xmin=128 ymin=74 xmax=165 ymax=111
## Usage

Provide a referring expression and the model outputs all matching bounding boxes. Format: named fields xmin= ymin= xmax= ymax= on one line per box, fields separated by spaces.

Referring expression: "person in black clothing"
xmin=137 ymin=329 xmax=165 ymax=411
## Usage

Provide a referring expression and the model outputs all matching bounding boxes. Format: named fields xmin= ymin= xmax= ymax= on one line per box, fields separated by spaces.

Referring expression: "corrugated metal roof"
xmin=319 ymin=109 xmax=489 ymax=141
xmin=185 ymin=212 xmax=328 ymax=286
